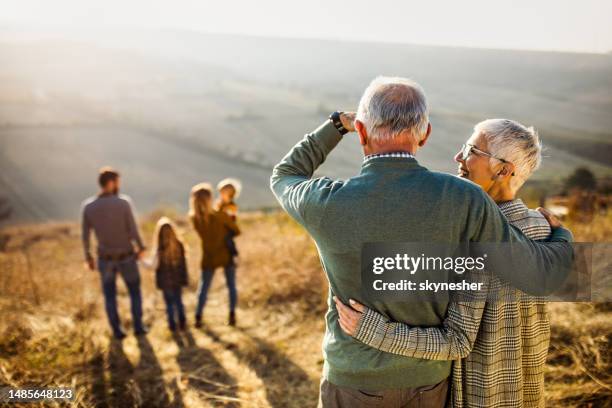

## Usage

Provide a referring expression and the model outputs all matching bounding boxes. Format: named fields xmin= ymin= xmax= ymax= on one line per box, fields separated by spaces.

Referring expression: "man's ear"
xmin=355 ymin=120 xmax=368 ymax=146
xmin=418 ymin=123 xmax=432 ymax=147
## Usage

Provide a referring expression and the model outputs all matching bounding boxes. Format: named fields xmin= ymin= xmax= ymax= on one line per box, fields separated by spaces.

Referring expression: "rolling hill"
xmin=1 ymin=28 xmax=611 ymax=223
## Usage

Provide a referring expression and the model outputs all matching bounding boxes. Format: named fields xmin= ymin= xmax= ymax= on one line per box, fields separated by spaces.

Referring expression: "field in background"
xmin=0 ymin=210 xmax=610 ymax=407
xmin=0 ymin=211 xmax=327 ymax=407
xmin=1 ymin=28 xmax=611 ymax=222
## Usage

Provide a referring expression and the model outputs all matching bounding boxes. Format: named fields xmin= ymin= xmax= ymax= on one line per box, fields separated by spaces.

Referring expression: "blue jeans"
xmin=162 ymin=288 xmax=185 ymax=330
xmin=98 ymin=257 xmax=144 ymax=335
xmin=195 ymin=264 xmax=237 ymax=318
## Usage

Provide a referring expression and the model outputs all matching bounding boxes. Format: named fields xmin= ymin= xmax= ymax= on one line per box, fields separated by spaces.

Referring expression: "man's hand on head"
xmin=339 ymin=112 xmax=357 ymax=133
xmin=536 ymin=207 xmax=562 ymax=229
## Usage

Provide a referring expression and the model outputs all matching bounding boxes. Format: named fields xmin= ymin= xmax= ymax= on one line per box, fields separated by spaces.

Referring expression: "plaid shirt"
xmin=354 ymin=199 xmax=552 ymax=407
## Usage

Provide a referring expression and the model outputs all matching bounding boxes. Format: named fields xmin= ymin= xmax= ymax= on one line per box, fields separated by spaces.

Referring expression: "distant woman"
xmin=189 ymin=183 xmax=241 ymax=327
xmin=336 ymin=119 xmax=557 ymax=408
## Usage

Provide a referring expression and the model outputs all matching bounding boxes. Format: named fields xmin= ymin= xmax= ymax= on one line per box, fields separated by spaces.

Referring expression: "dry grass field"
xmin=0 ymin=210 xmax=610 ymax=407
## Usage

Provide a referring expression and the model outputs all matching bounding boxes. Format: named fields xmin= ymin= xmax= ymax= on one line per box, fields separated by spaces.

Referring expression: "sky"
xmin=1 ymin=0 xmax=611 ymax=53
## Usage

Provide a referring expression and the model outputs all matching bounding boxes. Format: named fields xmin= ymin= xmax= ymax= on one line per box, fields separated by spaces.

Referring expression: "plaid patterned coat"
xmin=354 ymin=199 xmax=552 ymax=407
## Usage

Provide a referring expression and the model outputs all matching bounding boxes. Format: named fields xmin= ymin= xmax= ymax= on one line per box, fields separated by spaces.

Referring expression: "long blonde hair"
xmin=152 ymin=217 xmax=184 ymax=267
xmin=189 ymin=183 xmax=214 ymax=229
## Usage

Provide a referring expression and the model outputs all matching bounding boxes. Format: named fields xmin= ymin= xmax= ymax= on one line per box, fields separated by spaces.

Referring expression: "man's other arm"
xmin=81 ymin=205 xmax=92 ymax=261
xmin=81 ymin=203 xmax=96 ymax=270
xmin=270 ymin=119 xmax=344 ymax=227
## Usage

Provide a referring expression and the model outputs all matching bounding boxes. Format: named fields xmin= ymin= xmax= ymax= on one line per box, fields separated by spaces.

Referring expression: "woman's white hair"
xmin=356 ymin=76 xmax=429 ymax=142
xmin=475 ymin=119 xmax=542 ymax=190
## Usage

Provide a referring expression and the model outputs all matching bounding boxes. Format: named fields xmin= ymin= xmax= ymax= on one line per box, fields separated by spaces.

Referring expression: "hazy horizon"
xmin=2 ymin=23 xmax=612 ymax=57
xmin=2 ymin=0 xmax=612 ymax=54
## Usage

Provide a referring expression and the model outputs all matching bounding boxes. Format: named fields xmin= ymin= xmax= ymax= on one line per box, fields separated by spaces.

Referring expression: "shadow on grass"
xmin=174 ymin=329 xmax=240 ymax=407
xmin=87 ymin=336 xmax=183 ymax=408
xmin=137 ymin=335 xmax=181 ymax=407
xmin=203 ymin=326 xmax=318 ymax=408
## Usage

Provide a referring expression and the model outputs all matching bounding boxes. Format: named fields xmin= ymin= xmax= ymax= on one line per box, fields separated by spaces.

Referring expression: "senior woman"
xmin=189 ymin=183 xmax=241 ymax=327
xmin=336 ymin=119 xmax=559 ymax=408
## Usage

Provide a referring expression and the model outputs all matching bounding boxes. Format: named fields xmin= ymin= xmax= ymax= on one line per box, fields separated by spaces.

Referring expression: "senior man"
xmin=270 ymin=76 xmax=572 ymax=407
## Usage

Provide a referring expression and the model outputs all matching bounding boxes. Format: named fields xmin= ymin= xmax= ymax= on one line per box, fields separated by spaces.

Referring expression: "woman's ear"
xmin=355 ymin=120 xmax=368 ymax=146
xmin=497 ymin=163 xmax=515 ymax=178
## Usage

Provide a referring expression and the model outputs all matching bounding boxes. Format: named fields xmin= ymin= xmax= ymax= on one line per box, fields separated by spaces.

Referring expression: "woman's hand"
xmin=334 ymin=296 xmax=366 ymax=336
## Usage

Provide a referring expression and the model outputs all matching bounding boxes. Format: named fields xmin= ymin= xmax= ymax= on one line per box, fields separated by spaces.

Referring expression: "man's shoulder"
xmin=424 ymin=171 xmax=487 ymax=197
xmin=81 ymin=195 xmax=100 ymax=211
xmin=82 ymin=194 xmax=134 ymax=210
xmin=82 ymin=195 xmax=96 ymax=207
xmin=426 ymin=170 xmax=471 ymax=185
xmin=117 ymin=194 xmax=134 ymax=205
xmin=344 ymin=169 xmax=486 ymax=197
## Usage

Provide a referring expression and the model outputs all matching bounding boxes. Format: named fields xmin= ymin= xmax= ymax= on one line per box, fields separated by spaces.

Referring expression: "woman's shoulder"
xmin=511 ymin=208 xmax=552 ymax=240
xmin=212 ymin=208 xmax=231 ymax=219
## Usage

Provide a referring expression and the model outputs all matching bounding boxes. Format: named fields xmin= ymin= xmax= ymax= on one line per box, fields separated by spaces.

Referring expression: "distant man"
xmin=82 ymin=167 xmax=147 ymax=339
xmin=270 ymin=76 xmax=573 ymax=407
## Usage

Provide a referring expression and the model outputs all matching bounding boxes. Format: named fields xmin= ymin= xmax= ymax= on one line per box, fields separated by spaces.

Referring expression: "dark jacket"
xmin=155 ymin=243 xmax=188 ymax=291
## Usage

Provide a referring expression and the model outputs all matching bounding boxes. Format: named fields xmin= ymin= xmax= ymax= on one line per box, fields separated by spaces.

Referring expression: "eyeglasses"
xmin=460 ymin=144 xmax=511 ymax=164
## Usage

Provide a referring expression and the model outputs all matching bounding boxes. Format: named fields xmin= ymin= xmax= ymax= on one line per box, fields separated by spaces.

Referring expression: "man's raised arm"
xmin=270 ymin=118 xmax=346 ymax=227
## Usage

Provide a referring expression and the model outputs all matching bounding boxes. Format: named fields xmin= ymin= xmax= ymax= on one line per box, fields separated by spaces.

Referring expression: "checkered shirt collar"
xmin=363 ymin=152 xmax=415 ymax=164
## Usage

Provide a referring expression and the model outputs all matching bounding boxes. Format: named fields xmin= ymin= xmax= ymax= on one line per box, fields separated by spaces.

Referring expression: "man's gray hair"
xmin=475 ymin=119 xmax=542 ymax=190
xmin=356 ymin=76 xmax=429 ymax=142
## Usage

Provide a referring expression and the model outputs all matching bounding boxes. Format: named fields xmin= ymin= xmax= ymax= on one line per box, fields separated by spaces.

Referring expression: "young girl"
xmin=215 ymin=178 xmax=242 ymax=263
xmin=150 ymin=217 xmax=188 ymax=331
